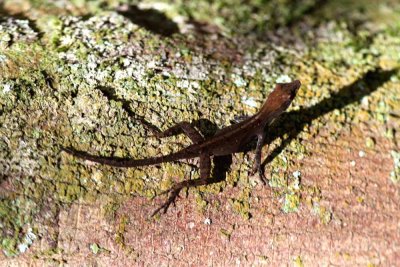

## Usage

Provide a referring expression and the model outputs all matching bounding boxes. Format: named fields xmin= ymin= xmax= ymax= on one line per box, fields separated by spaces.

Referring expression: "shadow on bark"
xmin=117 ymin=5 xmax=179 ymax=37
xmin=262 ymin=67 xmax=398 ymax=168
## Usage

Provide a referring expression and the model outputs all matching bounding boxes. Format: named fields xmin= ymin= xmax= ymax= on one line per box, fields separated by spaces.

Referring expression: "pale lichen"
xmin=0 ymin=18 xmax=38 ymax=48
xmin=390 ymin=151 xmax=400 ymax=184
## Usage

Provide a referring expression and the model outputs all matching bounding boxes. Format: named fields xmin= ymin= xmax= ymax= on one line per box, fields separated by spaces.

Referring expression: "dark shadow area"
xmin=117 ymin=5 xmax=179 ymax=37
xmin=261 ymin=68 xmax=398 ymax=168
xmin=0 ymin=2 xmax=8 ymax=18
xmin=96 ymin=85 xmax=164 ymax=134
xmin=285 ymin=0 xmax=330 ymax=27
xmin=186 ymin=16 xmax=222 ymax=35
xmin=212 ymin=154 xmax=233 ymax=186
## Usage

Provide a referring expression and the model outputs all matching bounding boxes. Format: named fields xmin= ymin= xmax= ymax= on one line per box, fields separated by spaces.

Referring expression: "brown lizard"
xmin=62 ymin=80 xmax=301 ymax=216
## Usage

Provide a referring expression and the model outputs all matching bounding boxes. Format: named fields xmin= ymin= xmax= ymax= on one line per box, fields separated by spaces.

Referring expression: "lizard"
xmin=62 ymin=80 xmax=301 ymax=216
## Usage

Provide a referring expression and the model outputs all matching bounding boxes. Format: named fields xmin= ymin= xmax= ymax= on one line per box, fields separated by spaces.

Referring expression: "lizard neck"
xmin=255 ymin=89 xmax=292 ymax=127
xmin=255 ymin=97 xmax=279 ymax=126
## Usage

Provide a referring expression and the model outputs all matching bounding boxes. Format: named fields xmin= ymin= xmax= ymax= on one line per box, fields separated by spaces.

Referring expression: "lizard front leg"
xmin=151 ymin=153 xmax=211 ymax=217
xmin=252 ymin=132 xmax=268 ymax=185
xmin=149 ymin=121 xmax=204 ymax=144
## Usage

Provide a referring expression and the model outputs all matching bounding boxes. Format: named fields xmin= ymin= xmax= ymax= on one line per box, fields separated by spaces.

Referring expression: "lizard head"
xmin=270 ymin=79 xmax=301 ymax=108
xmin=257 ymin=79 xmax=301 ymax=121
xmin=277 ymin=79 xmax=301 ymax=100
xmin=272 ymin=80 xmax=301 ymax=109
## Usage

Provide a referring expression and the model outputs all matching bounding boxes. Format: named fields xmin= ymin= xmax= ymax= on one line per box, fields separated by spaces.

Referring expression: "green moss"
xmin=318 ymin=206 xmax=332 ymax=225
xmin=219 ymin=228 xmax=232 ymax=240
xmin=194 ymin=192 xmax=208 ymax=212
xmin=304 ymin=186 xmax=333 ymax=225
xmin=114 ymin=214 xmax=135 ymax=255
xmin=365 ymin=137 xmax=376 ymax=149
xmin=90 ymin=243 xmax=100 ymax=255
xmin=293 ymin=256 xmax=304 ymax=267
xmin=268 ymin=172 xmax=287 ymax=189
xmin=101 ymin=200 xmax=120 ymax=220
xmin=282 ymin=192 xmax=300 ymax=213
xmin=229 ymin=188 xmax=251 ymax=220
xmin=0 ymin=197 xmax=38 ymax=256
xmin=36 ymin=15 xmax=63 ymax=47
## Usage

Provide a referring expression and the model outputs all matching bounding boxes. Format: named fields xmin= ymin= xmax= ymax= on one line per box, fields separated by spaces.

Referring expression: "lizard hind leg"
xmin=151 ymin=154 xmax=211 ymax=217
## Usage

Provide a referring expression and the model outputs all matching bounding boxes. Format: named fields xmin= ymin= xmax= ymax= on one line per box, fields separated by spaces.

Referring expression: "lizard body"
xmin=62 ymin=80 xmax=301 ymax=215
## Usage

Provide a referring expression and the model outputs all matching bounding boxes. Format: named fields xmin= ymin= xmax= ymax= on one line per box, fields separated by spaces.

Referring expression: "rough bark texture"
xmin=0 ymin=0 xmax=399 ymax=266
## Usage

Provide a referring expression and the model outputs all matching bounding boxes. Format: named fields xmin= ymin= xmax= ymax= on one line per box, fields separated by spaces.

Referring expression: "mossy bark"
xmin=0 ymin=0 xmax=399 ymax=264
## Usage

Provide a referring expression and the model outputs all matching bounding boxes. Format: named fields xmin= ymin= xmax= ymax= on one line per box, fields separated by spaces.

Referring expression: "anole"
xmin=62 ymin=80 xmax=301 ymax=216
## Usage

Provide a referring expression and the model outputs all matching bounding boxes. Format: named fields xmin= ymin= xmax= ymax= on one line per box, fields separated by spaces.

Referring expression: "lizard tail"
xmin=61 ymin=147 xmax=194 ymax=168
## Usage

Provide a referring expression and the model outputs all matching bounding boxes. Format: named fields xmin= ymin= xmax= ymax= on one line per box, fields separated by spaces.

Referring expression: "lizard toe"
xmin=258 ymin=169 xmax=268 ymax=185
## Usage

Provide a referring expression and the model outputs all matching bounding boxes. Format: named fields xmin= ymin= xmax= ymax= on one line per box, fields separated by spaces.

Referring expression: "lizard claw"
xmin=258 ymin=169 xmax=268 ymax=185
